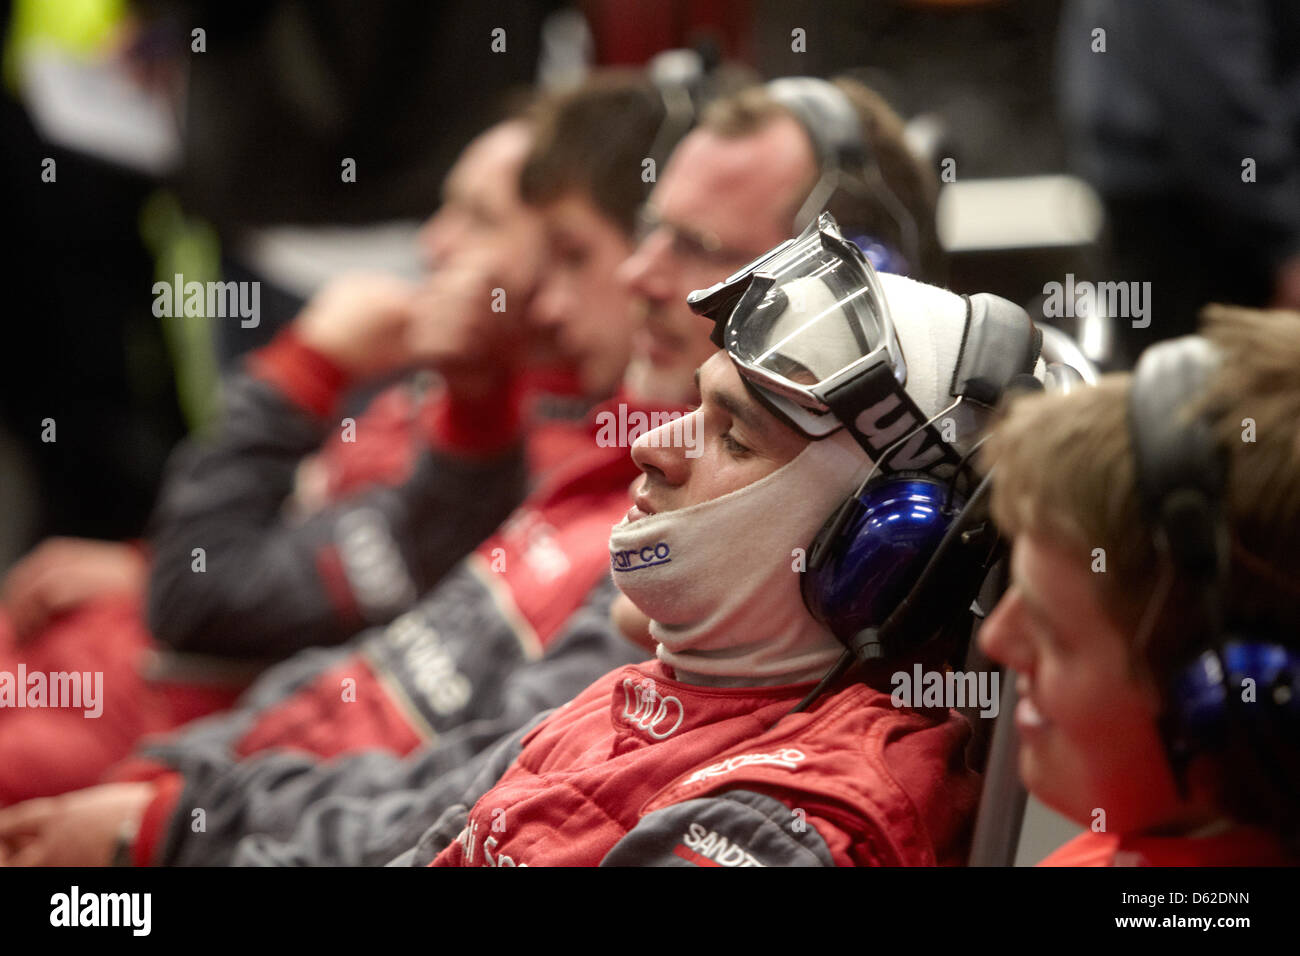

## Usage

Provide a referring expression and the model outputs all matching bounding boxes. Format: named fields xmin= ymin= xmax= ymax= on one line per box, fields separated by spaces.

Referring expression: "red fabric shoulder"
xmin=1039 ymin=827 xmax=1295 ymax=867
xmin=645 ymin=682 xmax=982 ymax=866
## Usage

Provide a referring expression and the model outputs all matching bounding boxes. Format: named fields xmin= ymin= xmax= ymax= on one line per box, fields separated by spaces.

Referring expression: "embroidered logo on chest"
xmin=620 ymin=677 xmax=685 ymax=740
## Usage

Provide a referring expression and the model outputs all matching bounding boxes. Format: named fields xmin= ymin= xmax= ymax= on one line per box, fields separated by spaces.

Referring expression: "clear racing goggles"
xmin=687 ymin=212 xmax=1046 ymax=477
xmin=691 ymin=210 xmax=915 ymax=437
xmin=687 ymin=212 xmax=906 ymax=439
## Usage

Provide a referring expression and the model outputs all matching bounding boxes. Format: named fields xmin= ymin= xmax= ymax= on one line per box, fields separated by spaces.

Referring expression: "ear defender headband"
xmin=687 ymin=213 xmax=1046 ymax=711
xmin=646 ymin=50 xmax=707 ymax=181
xmin=1128 ymin=336 xmax=1300 ymax=806
xmin=765 ymin=76 xmax=920 ymax=276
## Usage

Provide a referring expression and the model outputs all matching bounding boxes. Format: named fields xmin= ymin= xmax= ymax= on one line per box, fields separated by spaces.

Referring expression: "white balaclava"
xmin=609 ymin=272 xmax=982 ymax=687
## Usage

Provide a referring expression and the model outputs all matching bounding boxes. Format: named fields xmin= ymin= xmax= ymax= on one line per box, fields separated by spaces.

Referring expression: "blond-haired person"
xmin=980 ymin=306 xmax=1300 ymax=866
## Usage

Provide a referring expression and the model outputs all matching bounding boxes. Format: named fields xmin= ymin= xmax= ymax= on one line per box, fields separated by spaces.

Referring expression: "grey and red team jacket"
xmin=0 ymin=332 xmax=584 ymax=807
xmin=108 ymin=352 xmax=668 ymax=866
xmin=384 ymin=661 xmax=982 ymax=867
xmin=145 ymin=330 xmax=599 ymax=660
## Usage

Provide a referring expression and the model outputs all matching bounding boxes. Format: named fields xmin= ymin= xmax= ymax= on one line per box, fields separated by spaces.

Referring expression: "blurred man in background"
xmin=622 ymin=77 xmax=943 ymax=404
xmin=0 ymin=75 xmax=663 ymax=807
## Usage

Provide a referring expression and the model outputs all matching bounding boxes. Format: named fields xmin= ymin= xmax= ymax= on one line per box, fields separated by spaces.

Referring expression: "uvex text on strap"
xmin=819 ymin=361 xmax=959 ymax=474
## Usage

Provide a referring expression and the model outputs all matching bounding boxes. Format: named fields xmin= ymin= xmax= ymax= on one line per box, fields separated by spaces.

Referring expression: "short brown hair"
xmin=700 ymin=78 xmax=944 ymax=283
xmin=983 ymin=306 xmax=1300 ymax=678
xmin=518 ymin=72 xmax=665 ymax=236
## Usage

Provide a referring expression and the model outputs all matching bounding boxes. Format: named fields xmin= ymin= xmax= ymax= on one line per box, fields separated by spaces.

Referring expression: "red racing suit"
xmin=415 ymin=660 xmax=982 ymax=867
xmin=0 ymin=597 xmax=240 ymax=807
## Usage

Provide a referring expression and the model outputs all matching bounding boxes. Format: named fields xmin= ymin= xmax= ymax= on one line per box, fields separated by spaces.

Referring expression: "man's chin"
xmin=610 ymin=592 xmax=657 ymax=653
xmin=1018 ymin=744 xmax=1093 ymax=829
xmin=1017 ymin=742 xmax=1053 ymax=807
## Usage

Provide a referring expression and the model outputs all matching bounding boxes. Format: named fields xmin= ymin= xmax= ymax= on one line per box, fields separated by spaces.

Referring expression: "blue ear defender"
xmin=783 ymin=294 xmax=1046 ymax=715
xmin=791 ymin=461 xmax=1002 ymax=720
xmin=801 ymin=475 xmax=962 ymax=649
xmin=1166 ymin=643 xmax=1300 ymax=760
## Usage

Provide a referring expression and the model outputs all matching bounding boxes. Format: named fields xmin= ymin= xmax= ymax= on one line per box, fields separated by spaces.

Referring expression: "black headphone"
xmin=765 ymin=77 xmax=922 ymax=277
xmin=1128 ymin=336 xmax=1300 ymax=813
xmin=790 ymin=294 xmax=1045 ymax=712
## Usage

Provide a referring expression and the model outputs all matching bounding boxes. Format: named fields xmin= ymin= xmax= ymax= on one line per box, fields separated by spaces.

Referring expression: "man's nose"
xmin=617 ymin=230 xmax=675 ymax=302
xmin=419 ymin=217 xmax=463 ymax=271
xmin=978 ymin=593 xmax=1032 ymax=675
xmin=530 ymin=275 xmax=568 ymax=330
xmin=630 ymin=414 xmax=695 ymax=486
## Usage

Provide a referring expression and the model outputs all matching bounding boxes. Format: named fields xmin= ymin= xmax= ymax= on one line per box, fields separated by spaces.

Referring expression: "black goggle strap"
xmin=864 ymin=395 xmax=963 ymax=487
xmin=805 ymin=393 xmax=966 ymax=574
xmin=822 ymin=292 xmax=1041 ymax=472
xmin=821 ymin=361 xmax=962 ymax=476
